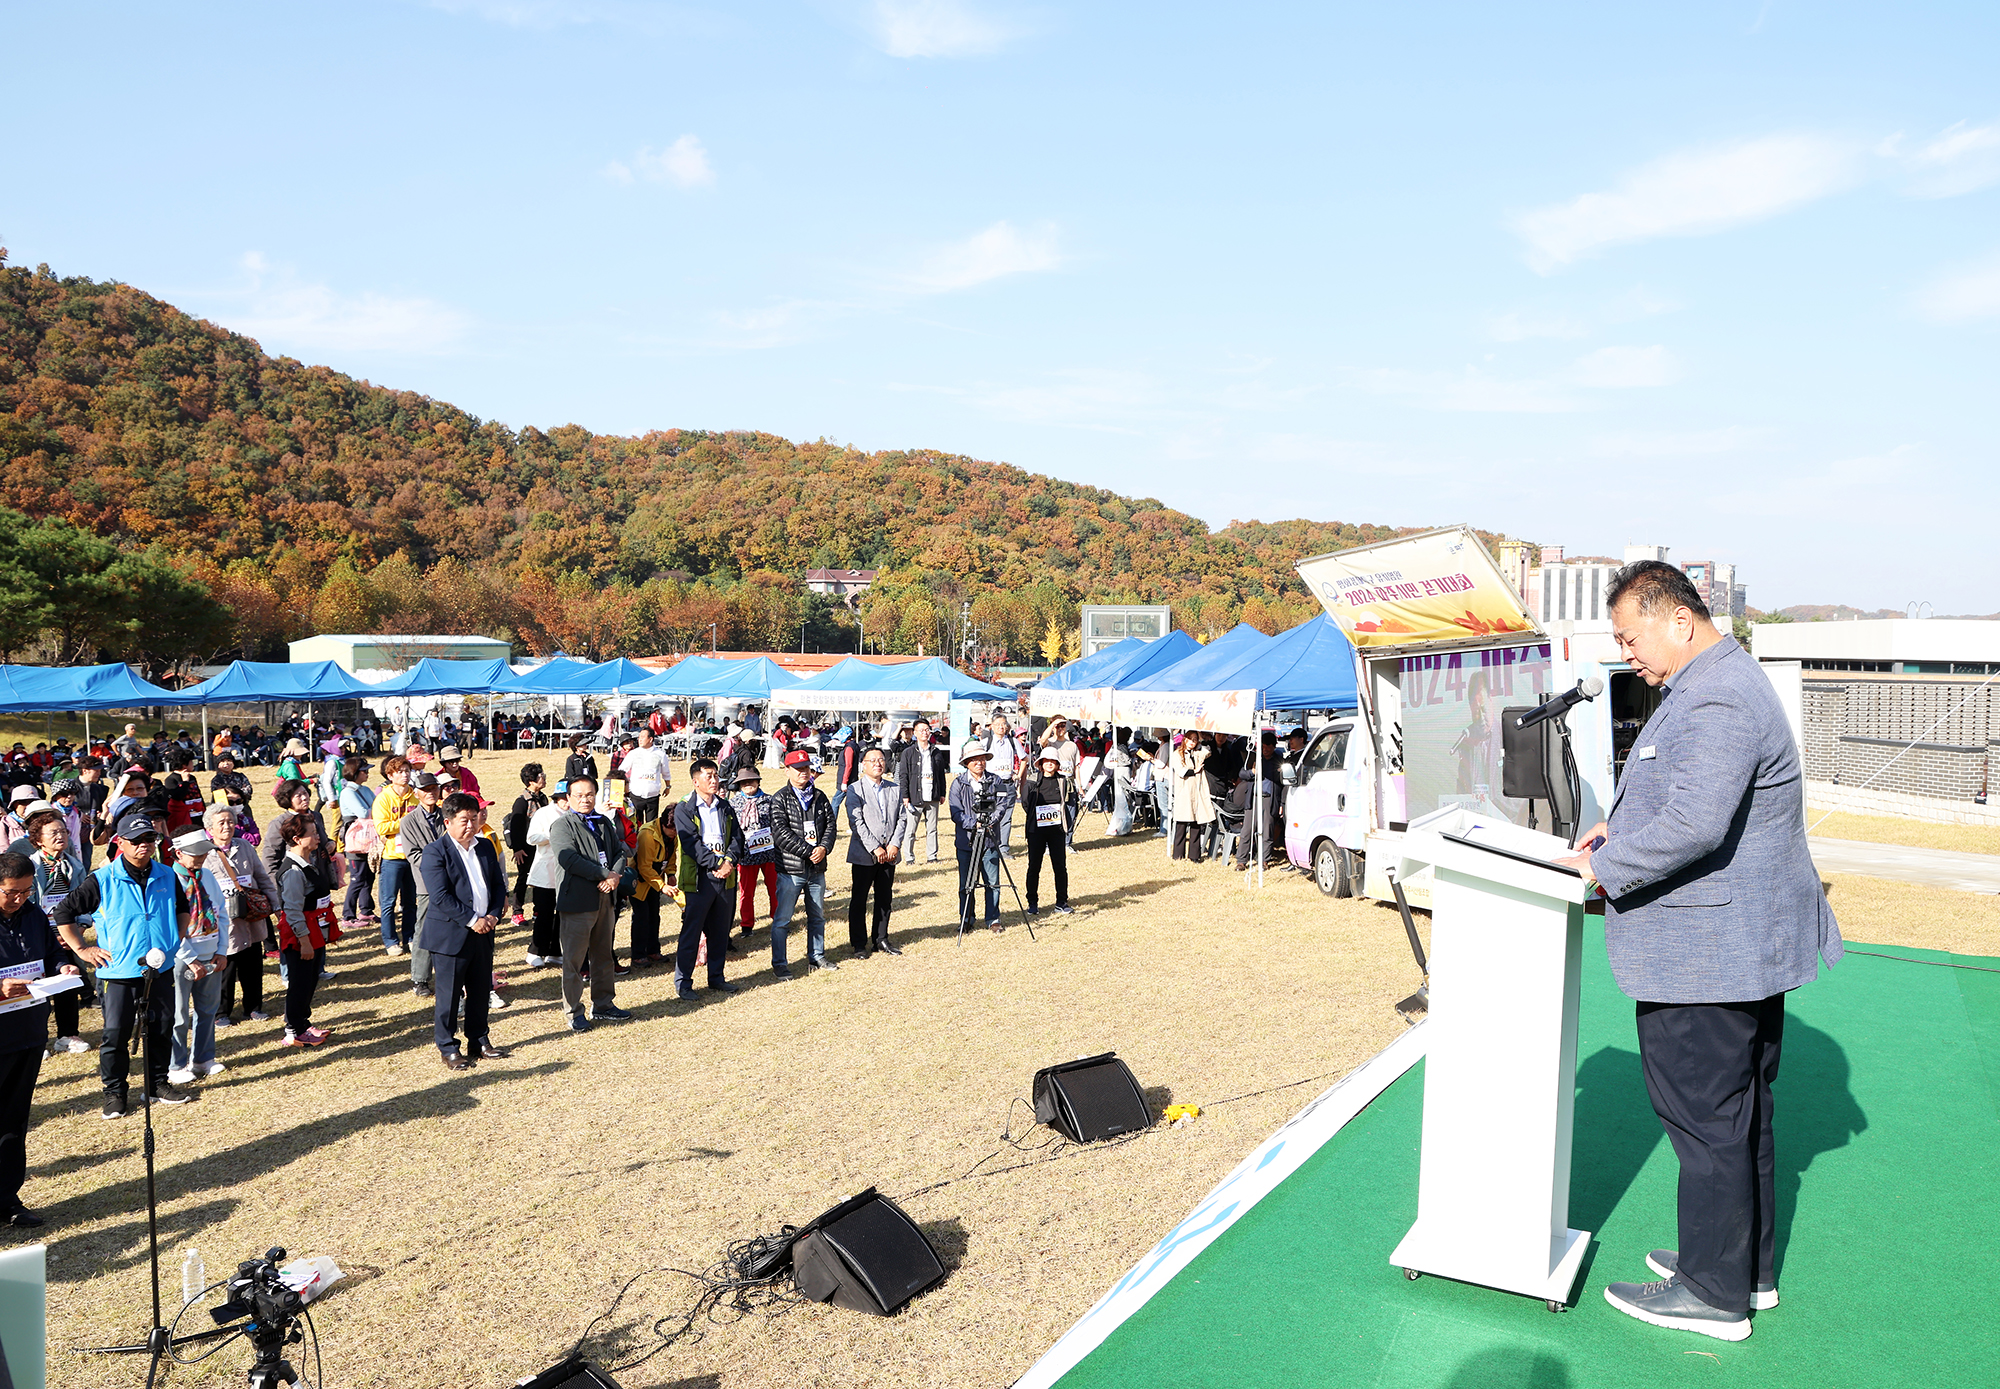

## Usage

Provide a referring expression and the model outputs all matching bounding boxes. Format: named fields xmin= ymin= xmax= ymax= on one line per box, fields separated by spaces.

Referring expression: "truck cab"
xmin=1283 ymin=718 xmax=1368 ymax=896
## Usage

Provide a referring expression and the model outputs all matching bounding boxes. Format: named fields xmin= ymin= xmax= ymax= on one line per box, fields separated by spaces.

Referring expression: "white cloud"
xmin=605 ymin=134 xmax=715 ymax=188
xmin=216 ymin=253 xmax=467 ymax=355
xmin=1513 ymin=134 xmax=1864 ymax=271
xmin=1568 ymin=344 xmax=1680 ymax=389
xmin=871 ymin=0 xmax=1012 ymax=57
xmin=1915 ymin=252 xmax=2000 ymax=321
xmin=1486 ymin=312 xmax=1588 ymax=342
xmin=1356 ymin=368 xmax=1582 ymax=414
xmin=897 ymin=220 xmax=1060 ymax=293
xmin=1588 ymin=426 xmax=1771 ymax=458
xmin=1901 ymin=120 xmax=2000 ymax=198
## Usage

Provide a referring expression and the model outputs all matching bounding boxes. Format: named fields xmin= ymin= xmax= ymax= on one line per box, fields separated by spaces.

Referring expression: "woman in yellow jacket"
xmin=628 ymin=813 xmax=677 ymax=967
xmin=371 ymin=755 xmax=421 ymax=956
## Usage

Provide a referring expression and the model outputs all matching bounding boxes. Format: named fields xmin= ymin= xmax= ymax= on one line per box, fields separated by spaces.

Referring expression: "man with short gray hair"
xmin=1560 ymin=560 xmax=1843 ymax=1342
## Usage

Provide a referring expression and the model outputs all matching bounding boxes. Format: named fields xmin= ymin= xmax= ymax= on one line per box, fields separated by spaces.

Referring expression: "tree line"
xmin=0 ymin=254 xmax=1474 ymax=672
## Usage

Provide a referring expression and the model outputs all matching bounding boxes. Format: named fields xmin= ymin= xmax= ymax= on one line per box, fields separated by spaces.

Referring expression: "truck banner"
xmin=1401 ymin=643 xmax=1553 ymax=829
xmin=1295 ymin=526 xmax=1538 ymax=652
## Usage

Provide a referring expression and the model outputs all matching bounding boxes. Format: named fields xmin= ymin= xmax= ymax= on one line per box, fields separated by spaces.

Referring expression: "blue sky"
xmin=6 ymin=2 xmax=1997 ymax=611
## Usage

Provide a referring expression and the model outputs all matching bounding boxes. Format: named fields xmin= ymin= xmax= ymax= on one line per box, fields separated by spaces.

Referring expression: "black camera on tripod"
xmin=212 ymin=1247 xmax=308 ymax=1388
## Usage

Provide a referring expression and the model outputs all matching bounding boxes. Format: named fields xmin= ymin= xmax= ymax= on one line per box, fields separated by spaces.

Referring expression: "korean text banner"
xmin=1295 ymin=526 xmax=1537 ymax=651
xmin=1111 ymin=689 xmax=1258 ymax=735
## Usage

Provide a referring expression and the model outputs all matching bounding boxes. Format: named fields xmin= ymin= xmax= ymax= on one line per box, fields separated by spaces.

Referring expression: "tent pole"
xmin=201 ymin=707 xmax=210 ymax=774
xmin=1255 ymin=731 xmax=1263 ymax=889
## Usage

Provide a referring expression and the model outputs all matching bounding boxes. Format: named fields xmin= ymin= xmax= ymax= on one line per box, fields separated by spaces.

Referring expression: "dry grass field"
xmin=1807 ymin=805 xmax=2000 ymax=857
xmin=17 ymin=744 xmax=1995 ymax=1388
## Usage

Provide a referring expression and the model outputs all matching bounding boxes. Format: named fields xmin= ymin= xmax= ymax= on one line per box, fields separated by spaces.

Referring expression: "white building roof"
xmin=1751 ymin=619 xmax=2000 ymax=663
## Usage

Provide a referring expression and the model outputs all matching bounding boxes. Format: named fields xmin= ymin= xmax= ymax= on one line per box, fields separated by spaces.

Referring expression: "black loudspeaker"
xmin=1033 ymin=1053 xmax=1151 ymax=1143
xmin=788 ymin=1189 xmax=945 ymax=1316
xmin=514 ymin=1353 xmax=623 ymax=1388
xmin=1500 ymin=707 xmax=1558 ymax=801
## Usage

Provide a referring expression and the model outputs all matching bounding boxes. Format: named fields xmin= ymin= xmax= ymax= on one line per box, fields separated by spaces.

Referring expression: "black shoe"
xmin=413 ymin=983 xmax=434 ymax=997
xmin=676 ymin=984 xmax=698 ymax=1001
xmin=101 ymin=1093 xmax=128 ymax=1120
xmin=810 ymin=959 xmax=839 ymax=971
xmin=1603 ymin=1277 xmax=1751 ymax=1341
xmin=593 ymin=1004 xmax=634 ymax=1021
xmin=149 ymin=1083 xmax=196 ymax=1106
xmin=1053 ymin=903 xmax=1075 ymax=915
xmin=3 ymin=1207 xmax=44 ymax=1229
xmin=709 ymin=980 xmax=743 ymax=994
xmin=773 ymin=967 xmax=796 ymax=980
xmin=880 ymin=944 xmax=903 ymax=956
xmin=1026 ymin=905 xmax=1040 ymax=916
xmin=853 ymin=950 xmax=871 ymax=960
xmin=440 ymin=1049 xmax=472 ymax=1072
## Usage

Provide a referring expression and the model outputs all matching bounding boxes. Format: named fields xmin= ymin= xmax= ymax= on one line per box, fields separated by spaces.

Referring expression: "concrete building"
xmin=803 ymin=569 xmax=877 ymax=605
xmin=1681 ymin=559 xmax=1746 ymax=619
xmin=288 ymin=634 xmax=513 ymax=672
xmin=1753 ymin=619 xmax=2000 ymax=817
xmin=1533 ymin=554 xmax=1622 ymax=625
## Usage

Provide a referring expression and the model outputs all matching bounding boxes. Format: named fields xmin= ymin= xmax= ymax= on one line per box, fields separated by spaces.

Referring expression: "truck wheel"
xmin=1313 ymin=842 xmax=1349 ymax=898
xmin=1336 ymin=848 xmax=1357 ymax=898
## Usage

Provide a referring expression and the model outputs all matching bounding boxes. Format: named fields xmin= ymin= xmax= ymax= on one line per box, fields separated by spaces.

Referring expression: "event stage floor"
xmin=1035 ymin=924 xmax=2000 ymax=1389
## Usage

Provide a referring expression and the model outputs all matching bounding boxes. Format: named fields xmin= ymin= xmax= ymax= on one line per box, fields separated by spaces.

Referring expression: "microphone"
xmin=1513 ymin=677 xmax=1604 ymax=731
xmin=143 ymin=948 xmax=167 ymax=978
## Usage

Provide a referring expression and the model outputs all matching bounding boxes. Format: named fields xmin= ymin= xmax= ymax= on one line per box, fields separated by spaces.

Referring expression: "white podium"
xmin=1391 ymin=804 xmax=1594 ymax=1311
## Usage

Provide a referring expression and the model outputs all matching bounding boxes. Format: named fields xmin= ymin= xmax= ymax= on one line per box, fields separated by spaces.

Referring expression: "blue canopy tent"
xmin=492 ymin=658 xmax=599 ymax=694
xmin=169 ymin=660 xmax=380 ymax=766
xmin=1113 ymin=624 xmax=1274 ymax=705
xmin=0 ymin=662 xmax=187 ymax=749
xmin=770 ymin=656 xmax=1013 ymax=713
xmin=622 ymin=656 xmax=800 ymax=700
xmin=1230 ymin=615 xmax=1359 ymax=714
xmin=365 ymin=658 xmax=517 ymax=697
xmin=1028 ymin=631 xmax=1200 ymax=719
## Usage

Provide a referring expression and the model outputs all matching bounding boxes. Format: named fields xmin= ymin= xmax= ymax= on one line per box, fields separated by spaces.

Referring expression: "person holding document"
xmin=1557 ymin=562 xmax=1843 ymax=1342
xmin=0 ymin=851 xmax=79 ymax=1225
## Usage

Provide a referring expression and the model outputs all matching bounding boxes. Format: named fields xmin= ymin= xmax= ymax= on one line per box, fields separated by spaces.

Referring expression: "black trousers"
xmin=677 ymin=880 xmax=733 ymax=986
xmin=629 ymin=893 xmax=662 ymax=959
xmin=1635 ymin=993 xmax=1786 ymax=1315
xmin=0 ymin=1045 xmax=44 ymax=1212
xmin=1026 ymin=825 xmax=1067 ymax=909
xmin=432 ymin=939 xmax=494 ymax=1052
xmin=281 ymin=946 xmax=322 ymax=1036
xmin=530 ymin=885 xmax=559 ymax=959
xmin=99 ymin=977 xmax=172 ymax=1097
xmin=1171 ymin=821 xmax=1204 ymax=862
xmin=849 ymin=863 xmax=896 ymax=951
xmin=220 ymin=943 xmax=265 ymax=1018
xmin=629 ymin=793 xmax=660 ymax=826
xmin=511 ymin=855 xmax=533 ymax=917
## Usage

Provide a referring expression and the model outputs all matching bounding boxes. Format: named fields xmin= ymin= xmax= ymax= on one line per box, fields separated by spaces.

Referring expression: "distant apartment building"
xmin=803 ymin=568 xmax=877 ymax=606
xmin=1513 ymin=542 xmax=1747 ymax=626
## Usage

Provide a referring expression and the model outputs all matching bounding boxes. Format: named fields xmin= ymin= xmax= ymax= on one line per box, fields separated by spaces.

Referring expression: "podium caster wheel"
xmin=1404 ymin=1268 xmax=1421 ymax=1281
xmin=1546 ymin=1300 xmax=1566 ymax=1313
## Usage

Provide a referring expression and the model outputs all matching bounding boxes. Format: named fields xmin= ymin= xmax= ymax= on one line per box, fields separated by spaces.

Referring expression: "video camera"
xmin=212 ymin=1246 xmax=309 ymax=1383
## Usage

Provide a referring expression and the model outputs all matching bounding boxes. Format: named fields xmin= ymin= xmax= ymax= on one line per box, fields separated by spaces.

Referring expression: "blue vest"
xmin=92 ymin=859 xmax=180 ymax=980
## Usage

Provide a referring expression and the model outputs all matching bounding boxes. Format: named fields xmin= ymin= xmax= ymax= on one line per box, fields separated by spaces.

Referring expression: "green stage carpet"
xmin=1052 ymin=926 xmax=2000 ymax=1389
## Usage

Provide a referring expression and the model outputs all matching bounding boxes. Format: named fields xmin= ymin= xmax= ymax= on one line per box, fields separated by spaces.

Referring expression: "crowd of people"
xmin=0 ymin=697 xmax=1328 ymax=1229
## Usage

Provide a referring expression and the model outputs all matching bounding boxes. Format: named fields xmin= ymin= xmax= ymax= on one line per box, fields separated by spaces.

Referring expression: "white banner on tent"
xmin=1111 ymin=688 xmax=1258 ymax=734
xmin=1028 ymin=685 xmax=1090 ymax=718
xmin=770 ymin=688 xmax=950 ymax=712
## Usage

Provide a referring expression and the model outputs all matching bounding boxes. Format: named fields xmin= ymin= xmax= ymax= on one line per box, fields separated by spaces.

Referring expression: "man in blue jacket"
xmin=1561 ymin=562 xmax=1843 ymax=1342
xmin=52 ymin=813 xmax=194 ymax=1117
xmin=419 ymin=794 xmax=511 ymax=1071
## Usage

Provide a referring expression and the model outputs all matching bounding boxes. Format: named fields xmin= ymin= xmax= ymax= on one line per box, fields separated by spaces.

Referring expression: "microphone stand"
xmin=139 ymin=960 xmax=168 ymax=1387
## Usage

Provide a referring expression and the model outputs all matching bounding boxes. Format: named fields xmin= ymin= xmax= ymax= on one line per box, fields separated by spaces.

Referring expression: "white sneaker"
xmin=385 ymin=944 xmax=407 ymax=958
xmin=489 ymin=991 xmax=509 ymax=1010
xmin=56 ymin=1035 xmax=90 ymax=1054
xmin=320 ymin=964 xmax=339 ymax=979
xmin=199 ymin=1060 xmax=227 ymax=1077
xmin=167 ymin=1067 xmax=197 ymax=1085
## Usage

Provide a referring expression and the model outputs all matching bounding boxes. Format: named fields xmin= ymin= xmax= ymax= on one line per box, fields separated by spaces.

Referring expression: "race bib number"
xmin=39 ymin=891 xmax=65 ymax=915
xmin=315 ymin=896 xmax=331 ymax=910
xmin=1035 ymin=803 xmax=1064 ymax=828
xmin=745 ymin=827 xmax=774 ymax=854
xmin=596 ymin=851 xmax=609 ymax=868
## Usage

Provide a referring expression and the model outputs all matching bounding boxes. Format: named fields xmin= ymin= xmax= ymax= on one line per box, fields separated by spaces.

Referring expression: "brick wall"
xmin=1801 ymin=678 xmax=1997 ymax=804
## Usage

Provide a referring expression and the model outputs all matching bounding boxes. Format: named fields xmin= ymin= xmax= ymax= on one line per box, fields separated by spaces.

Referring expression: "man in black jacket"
xmin=0 ymin=852 xmax=76 ymax=1224
xmin=895 ymin=719 xmax=951 ymax=865
xmin=768 ymin=750 xmax=838 ymax=976
xmin=417 ymin=796 xmax=510 ymax=1070
xmin=672 ymin=760 xmax=748 ymax=1000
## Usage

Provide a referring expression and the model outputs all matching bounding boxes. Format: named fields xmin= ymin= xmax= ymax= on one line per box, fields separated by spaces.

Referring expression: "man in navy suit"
xmin=418 ymin=793 xmax=511 ymax=1071
xmin=1562 ymin=562 xmax=1842 ymax=1342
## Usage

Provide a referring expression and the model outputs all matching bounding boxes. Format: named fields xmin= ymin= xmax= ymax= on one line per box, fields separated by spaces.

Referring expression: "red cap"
xmin=783 ymin=749 xmax=813 ymax=769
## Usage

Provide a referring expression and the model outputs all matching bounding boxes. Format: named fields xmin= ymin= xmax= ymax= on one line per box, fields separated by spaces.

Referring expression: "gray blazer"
xmin=1593 ymin=638 xmax=1842 ymax=1004
xmin=845 ymin=776 xmax=909 ymax=867
xmin=549 ymin=809 xmax=624 ymax=914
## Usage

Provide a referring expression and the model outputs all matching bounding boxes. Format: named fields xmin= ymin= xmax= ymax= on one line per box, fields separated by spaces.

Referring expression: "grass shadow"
xmin=916 ymin=1215 xmax=969 ymax=1276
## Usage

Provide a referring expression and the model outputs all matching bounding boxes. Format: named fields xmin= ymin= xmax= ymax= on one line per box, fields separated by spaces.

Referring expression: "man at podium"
xmin=1560 ymin=561 xmax=1843 ymax=1343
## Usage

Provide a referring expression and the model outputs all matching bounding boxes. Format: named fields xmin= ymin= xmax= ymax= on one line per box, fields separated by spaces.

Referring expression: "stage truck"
xmin=1280 ymin=526 xmax=1802 ymax=907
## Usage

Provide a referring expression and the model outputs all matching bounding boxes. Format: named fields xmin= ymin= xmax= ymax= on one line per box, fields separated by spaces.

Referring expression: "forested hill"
xmin=0 ymin=255 xmax=1446 ymax=665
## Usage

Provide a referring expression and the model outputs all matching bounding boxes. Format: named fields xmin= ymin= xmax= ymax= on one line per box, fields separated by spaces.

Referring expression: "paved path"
xmin=1809 ymin=836 xmax=2000 ymax=894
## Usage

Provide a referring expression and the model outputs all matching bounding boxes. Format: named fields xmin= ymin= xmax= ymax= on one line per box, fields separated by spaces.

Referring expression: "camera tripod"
xmin=957 ymin=806 xmax=1031 ymax=945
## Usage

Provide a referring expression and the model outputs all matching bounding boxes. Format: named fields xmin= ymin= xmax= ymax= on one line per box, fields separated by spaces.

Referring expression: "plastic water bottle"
xmin=181 ymin=1248 xmax=204 ymax=1306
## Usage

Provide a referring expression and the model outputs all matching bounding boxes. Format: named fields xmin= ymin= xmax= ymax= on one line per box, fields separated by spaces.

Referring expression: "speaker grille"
xmin=818 ymin=1196 xmax=945 ymax=1314
xmin=1048 ymin=1057 xmax=1150 ymax=1142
